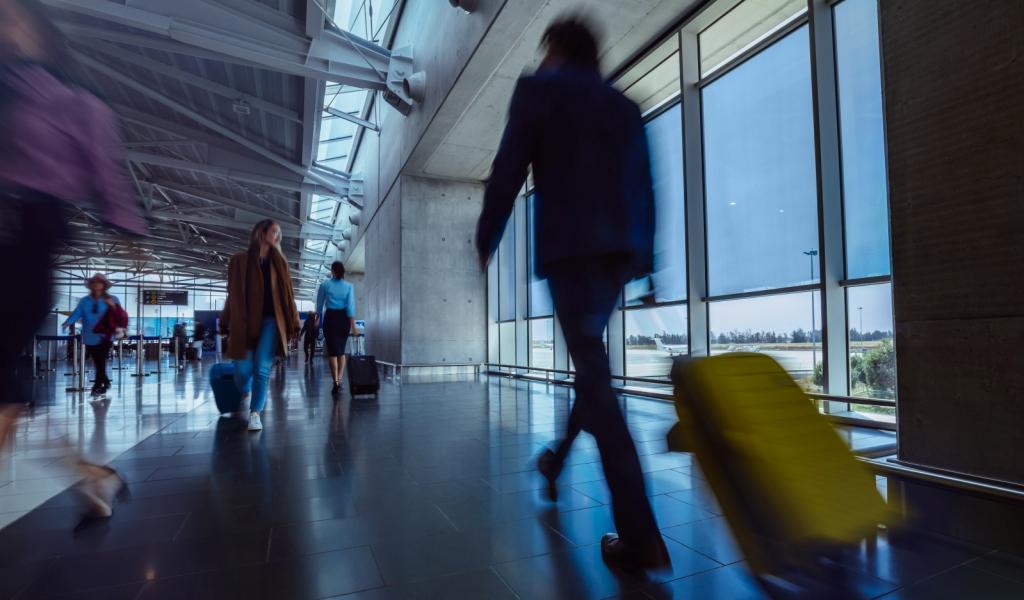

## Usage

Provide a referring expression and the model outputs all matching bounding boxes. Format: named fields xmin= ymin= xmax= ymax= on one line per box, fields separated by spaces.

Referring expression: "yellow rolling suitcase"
xmin=669 ymin=353 xmax=891 ymax=594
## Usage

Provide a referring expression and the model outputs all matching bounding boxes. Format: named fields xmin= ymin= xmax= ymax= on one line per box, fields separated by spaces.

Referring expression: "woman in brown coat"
xmin=220 ymin=219 xmax=300 ymax=431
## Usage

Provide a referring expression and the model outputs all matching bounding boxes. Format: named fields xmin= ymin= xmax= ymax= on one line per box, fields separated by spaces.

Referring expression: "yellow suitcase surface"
xmin=671 ymin=353 xmax=889 ymax=575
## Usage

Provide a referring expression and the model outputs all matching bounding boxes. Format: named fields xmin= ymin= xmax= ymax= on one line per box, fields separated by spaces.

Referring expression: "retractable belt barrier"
xmin=33 ymin=335 xmax=77 ymax=379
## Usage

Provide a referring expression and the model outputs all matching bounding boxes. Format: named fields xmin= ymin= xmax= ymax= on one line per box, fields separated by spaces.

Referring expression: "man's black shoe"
xmin=537 ymin=449 xmax=560 ymax=502
xmin=600 ymin=533 xmax=672 ymax=571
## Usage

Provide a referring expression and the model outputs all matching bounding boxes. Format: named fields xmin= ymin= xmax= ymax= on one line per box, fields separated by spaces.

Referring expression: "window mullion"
xmin=680 ymin=29 xmax=710 ymax=357
xmin=808 ymin=0 xmax=850 ymax=401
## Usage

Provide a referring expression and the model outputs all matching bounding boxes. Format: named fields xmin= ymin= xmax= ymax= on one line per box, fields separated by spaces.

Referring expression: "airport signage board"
xmin=142 ymin=289 xmax=189 ymax=306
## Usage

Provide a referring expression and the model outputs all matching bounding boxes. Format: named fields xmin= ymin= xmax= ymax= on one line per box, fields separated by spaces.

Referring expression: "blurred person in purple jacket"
xmin=0 ymin=0 xmax=147 ymax=519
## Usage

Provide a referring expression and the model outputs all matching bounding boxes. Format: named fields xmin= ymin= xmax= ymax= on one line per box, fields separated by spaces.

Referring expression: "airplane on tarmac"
xmin=654 ymin=336 xmax=688 ymax=356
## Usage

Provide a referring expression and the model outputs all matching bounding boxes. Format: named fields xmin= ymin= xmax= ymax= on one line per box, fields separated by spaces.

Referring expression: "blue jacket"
xmin=475 ymin=65 xmax=655 ymax=279
xmin=64 ymin=294 xmax=120 ymax=346
xmin=316 ymin=278 xmax=355 ymax=319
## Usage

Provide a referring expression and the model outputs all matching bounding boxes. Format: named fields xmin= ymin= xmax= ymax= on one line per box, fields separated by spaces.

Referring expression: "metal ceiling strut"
xmin=44 ymin=0 xmax=421 ymax=114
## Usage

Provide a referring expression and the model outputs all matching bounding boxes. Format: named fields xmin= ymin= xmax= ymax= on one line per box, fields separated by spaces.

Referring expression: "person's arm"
xmin=315 ymin=282 xmax=326 ymax=320
xmin=475 ymin=78 xmax=539 ymax=268
xmin=346 ymin=286 xmax=358 ymax=335
xmin=63 ymin=299 xmax=84 ymax=329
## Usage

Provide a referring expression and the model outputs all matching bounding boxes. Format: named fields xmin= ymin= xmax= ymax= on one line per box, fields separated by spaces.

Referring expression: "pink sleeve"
xmin=79 ymin=93 xmax=147 ymax=235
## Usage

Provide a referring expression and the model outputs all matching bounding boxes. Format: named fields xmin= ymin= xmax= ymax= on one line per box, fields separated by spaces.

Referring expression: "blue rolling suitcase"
xmin=209 ymin=362 xmax=242 ymax=415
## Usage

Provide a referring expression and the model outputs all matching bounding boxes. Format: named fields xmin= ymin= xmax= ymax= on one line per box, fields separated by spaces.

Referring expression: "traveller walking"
xmin=220 ymin=219 xmax=300 ymax=432
xmin=475 ymin=15 xmax=669 ymax=570
xmin=0 ymin=0 xmax=147 ymax=518
xmin=192 ymin=318 xmax=207 ymax=360
xmin=63 ymin=274 xmax=122 ymax=396
xmin=316 ymin=261 xmax=357 ymax=395
xmin=172 ymin=321 xmax=188 ymax=363
xmin=299 ymin=311 xmax=320 ymax=364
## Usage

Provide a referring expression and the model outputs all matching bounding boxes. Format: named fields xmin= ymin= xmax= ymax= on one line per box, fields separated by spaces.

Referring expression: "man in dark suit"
xmin=475 ymin=16 xmax=669 ymax=570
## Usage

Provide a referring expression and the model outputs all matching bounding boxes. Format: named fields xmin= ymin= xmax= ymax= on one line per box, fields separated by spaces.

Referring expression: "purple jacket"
xmin=0 ymin=64 xmax=146 ymax=235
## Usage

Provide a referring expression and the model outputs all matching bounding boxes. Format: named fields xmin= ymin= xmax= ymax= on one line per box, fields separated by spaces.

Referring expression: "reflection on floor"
xmin=0 ymin=359 xmax=1021 ymax=599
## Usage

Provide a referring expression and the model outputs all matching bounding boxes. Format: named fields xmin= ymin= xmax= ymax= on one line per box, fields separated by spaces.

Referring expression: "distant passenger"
xmin=475 ymin=15 xmax=668 ymax=570
xmin=0 ymin=0 xmax=147 ymax=518
xmin=299 ymin=311 xmax=320 ymax=364
xmin=63 ymin=273 xmax=122 ymax=396
xmin=316 ymin=261 xmax=358 ymax=395
xmin=172 ymin=321 xmax=188 ymax=363
xmin=192 ymin=318 xmax=207 ymax=360
xmin=220 ymin=219 xmax=300 ymax=431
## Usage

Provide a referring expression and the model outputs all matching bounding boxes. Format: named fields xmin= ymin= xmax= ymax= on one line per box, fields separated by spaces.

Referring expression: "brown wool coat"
xmin=220 ymin=250 xmax=300 ymax=360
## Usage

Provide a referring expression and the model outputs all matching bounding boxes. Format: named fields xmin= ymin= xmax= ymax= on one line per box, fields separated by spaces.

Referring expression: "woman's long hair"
xmin=247 ymin=219 xmax=282 ymax=260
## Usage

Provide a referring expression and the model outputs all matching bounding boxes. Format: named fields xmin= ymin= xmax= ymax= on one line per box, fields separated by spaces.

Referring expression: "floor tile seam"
xmin=658 ymin=528 xmax=736 ymax=568
xmin=873 ymin=551 xmax=988 ymax=592
xmin=486 ymin=564 xmax=523 ymax=599
xmin=637 ymin=561 xmax=729 ymax=593
xmin=960 ymin=562 xmax=1024 ymax=588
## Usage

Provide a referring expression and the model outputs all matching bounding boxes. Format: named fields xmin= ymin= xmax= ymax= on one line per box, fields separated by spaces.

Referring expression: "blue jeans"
xmin=234 ymin=318 xmax=278 ymax=413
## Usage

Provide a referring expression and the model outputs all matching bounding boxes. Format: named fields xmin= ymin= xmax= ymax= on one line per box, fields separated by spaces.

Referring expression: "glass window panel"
xmin=305 ymin=239 xmax=329 ymax=253
xmin=317 ymin=140 xmax=351 ymax=161
xmin=527 ymin=196 xmax=552 ymax=317
xmin=847 ymin=282 xmax=896 ymax=406
xmin=529 ymin=318 xmax=554 ymax=370
xmin=616 ymin=36 xmax=680 ymax=115
xmin=499 ymin=322 xmax=516 ymax=366
xmin=699 ymin=0 xmax=807 ymax=76
xmin=703 ymin=26 xmax=819 ymax=295
xmin=628 ymin=103 xmax=685 ymax=305
xmin=498 ymin=218 xmax=515 ymax=322
xmin=624 ymin=305 xmax=688 ymax=379
xmin=319 ymin=114 xmax=358 ymax=141
xmin=709 ymin=290 xmax=822 ymax=391
xmin=834 ymin=0 xmax=890 ymax=279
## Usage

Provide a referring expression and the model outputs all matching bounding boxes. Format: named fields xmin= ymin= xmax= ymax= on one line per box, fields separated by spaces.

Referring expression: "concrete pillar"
xmin=882 ymin=0 xmax=1024 ymax=484
xmin=399 ymin=175 xmax=487 ymax=366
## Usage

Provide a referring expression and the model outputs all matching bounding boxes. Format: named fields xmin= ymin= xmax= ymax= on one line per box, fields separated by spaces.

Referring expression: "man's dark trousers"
xmin=546 ymin=256 xmax=660 ymax=547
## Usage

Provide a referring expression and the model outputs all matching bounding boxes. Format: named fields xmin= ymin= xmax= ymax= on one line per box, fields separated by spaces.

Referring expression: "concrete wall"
xmin=400 ymin=176 xmax=486 ymax=364
xmin=347 ymin=272 xmax=366 ymax=321
xmin=347 ymin=0 xmax=507 ymax=254
xmin=360 ymin=181 xmax=402 ymax=364
xmin=342 ymin=0 xmax=507 ymax=366
xmin=882 ymin=0 xmax=1024 ymax=483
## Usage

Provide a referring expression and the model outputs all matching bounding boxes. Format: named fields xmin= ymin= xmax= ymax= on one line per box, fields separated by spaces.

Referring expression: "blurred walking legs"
xmin=0 ymin=195 xmax=126 ymax=518
xmin=544 ymin=257 xmax=666 ymax=564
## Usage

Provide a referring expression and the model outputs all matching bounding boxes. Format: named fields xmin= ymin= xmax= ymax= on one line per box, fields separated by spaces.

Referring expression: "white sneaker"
xmin=247 ymin=412 xmax=263 ymax=431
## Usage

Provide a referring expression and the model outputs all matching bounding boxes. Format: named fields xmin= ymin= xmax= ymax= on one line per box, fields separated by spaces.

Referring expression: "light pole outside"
xmin=803 ymin=250 xmax=818 ymax=377
xmin=858 ymin=306 xmax=864 ymax=346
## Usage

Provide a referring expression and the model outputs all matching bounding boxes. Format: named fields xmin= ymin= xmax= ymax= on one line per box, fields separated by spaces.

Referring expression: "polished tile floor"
xmin=0 ymin=358 xmax=1021 ymax=599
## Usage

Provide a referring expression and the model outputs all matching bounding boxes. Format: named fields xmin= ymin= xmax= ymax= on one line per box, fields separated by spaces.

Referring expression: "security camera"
xmin=448 ymin=0 xmax=476 ymax=14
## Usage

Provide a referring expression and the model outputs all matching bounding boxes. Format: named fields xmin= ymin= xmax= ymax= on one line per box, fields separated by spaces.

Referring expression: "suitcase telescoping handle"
xmin=351 ymin=333 xmax=366 ymax=357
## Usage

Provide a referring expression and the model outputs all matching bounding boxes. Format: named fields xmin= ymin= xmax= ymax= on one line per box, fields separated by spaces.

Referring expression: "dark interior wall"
xmin=882 ymin=0 xmax=1024 ymax=483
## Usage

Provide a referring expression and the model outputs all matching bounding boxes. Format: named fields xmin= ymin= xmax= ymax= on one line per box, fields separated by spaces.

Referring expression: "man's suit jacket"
xmin=476 ymin=64 xmax=656 ymax=279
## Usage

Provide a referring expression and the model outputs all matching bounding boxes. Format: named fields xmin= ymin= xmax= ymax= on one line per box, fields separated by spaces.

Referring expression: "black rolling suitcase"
xmin=347 ymin=334 xmax=379 ymax=398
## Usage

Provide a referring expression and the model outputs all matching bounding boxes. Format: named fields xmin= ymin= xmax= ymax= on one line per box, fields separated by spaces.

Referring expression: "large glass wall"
xmin=834 ymin=0 xmax=890 ymax=279
xmin=50 ymin=273 xmax=227 ymax=337
xmin=487 ymin=0 xmax=895 ymax=422
xmin=709 ymin=291 xmax=822 ymax=391
xmin=703 ymin=25 xmax=819 ymax=295
xmin=527 ymin=195 xmax=552 ymax=318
